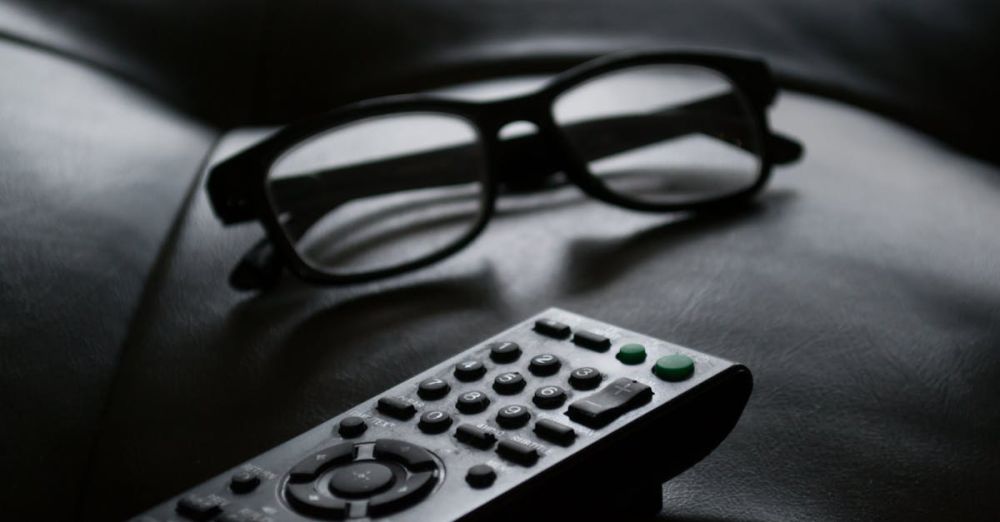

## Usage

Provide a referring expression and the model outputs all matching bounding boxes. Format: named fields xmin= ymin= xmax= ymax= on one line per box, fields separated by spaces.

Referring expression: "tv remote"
xmin=132 ymin=308 xmax=752 ymax=522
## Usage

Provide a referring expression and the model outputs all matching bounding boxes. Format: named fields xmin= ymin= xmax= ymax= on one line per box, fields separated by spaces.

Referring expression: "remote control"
xmin=132 ymin=308 xmax=752 ymax=522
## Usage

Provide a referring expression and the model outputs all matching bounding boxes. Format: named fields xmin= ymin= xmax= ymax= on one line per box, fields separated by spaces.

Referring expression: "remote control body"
xmin=133 ymin=308 xmax=752 ymax=522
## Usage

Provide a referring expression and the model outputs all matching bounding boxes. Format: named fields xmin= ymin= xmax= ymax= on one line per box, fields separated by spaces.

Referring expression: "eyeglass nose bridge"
xmin=491 ymin=119 xmax=570 ymax=192
xmin=480 ymin=95 xmax=571 ymax=192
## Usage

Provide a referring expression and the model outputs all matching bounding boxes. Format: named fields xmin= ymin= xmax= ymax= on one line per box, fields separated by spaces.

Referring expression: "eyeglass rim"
xmin=207 ymin=50 xmax=780 ymax=286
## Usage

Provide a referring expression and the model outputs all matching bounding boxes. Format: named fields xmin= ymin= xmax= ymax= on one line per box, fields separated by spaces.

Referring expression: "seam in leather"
xmin=74 ymin=131 xmax=225 ymax=521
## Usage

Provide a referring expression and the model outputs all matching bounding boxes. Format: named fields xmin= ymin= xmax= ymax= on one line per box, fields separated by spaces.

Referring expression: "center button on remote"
xmin=328 ymin=462 xmax=395 ymax=498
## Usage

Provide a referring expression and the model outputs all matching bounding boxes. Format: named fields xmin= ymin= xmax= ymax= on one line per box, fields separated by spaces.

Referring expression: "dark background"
xmin=1 ymin=1 xmax=999 ymax=521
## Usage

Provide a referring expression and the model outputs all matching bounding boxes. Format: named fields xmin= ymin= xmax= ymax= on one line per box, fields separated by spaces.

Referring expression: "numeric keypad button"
xmin=417 ymin=378 xmax=451 ymax=400
xmin=532 ymin=385 xmax=567 ymax=409
xmin=418 ymin=410 xmax=453 ymax=434
xmin=493 ymin=371 xmax=526 ymax=395
xmin=454 ymin=360 xmax=486 ymax=382
xmin=569 ymin=367 xmax=602 ymax=390
xmin=496 ymin=404 xmax=531 ymax=429
xmin=456 ymin=390 xmax=491 ymax=414
xmin=528 ymin=354 xmax=561 ymax=376
xmin=488 ymin=342 xmax=521 ymax=363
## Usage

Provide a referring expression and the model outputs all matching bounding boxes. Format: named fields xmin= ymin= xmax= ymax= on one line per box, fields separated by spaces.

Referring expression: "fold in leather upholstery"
xmin=0 ymin=40 xmax=214 ymax=520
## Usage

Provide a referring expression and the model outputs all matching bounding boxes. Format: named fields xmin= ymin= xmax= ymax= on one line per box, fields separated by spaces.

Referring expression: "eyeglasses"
xmin=208 ymin=51 xmax=803 ymax=290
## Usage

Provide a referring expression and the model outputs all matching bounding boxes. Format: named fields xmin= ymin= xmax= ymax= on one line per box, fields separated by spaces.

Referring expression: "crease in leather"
xmin=73 ymin=131 xmax=225 ymax=520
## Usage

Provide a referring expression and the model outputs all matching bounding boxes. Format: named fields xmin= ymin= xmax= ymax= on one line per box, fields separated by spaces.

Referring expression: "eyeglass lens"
xmin=552 ymin=64 xmax=763 ymax=205
xmin=266 ymin=112 xmax=487 ymax=276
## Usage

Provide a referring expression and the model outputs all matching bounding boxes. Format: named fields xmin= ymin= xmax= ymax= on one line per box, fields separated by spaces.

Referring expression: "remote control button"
xmin=337 ymin=416 xmax=367 ymax=438
xmin=456 ymin=390 xmax=491 ymax=414
xmin=377 ymin=396 xmax=417 ymax=420
xmin=572 ymin=330 xmax=611 ymax=351
xmin=493 ymin=371 xmax=526 ymax=395
xmin=417 ymin=378 xmax=451 ymax=400
xmin=534 ymin=318 xmax=571 ymax=339
xmin=455 ymin=423 xmax=497 ymax=449
xmin=328 ymin=461 xmax=395 ymax=498
xmin=367 ymin=470 xmax=436 ymax=517
xmin=465 ymin=464 xmax=497 ymax=488
xmin=418 ymin=410 xmax=453 ymax=434
xmin=373 ymin=439 xmax=437 ymax=471
xmin=175 ymin=494 xmax=223 ymax=521
xmin=567 ymin=377 xmax=654 ymax=428
xmin=496 ymin=404 xmax=531 ymax=429
xmin=454 ymin=360 xmax=487 ymax=381
xmin=653 ymin=354 xmax=695 ymax=381
xmin=285 ymin=482 xmax=348 ymax=518
xmin=616 ymin=343 xmax=647 ymax=365
xmin=528 ymin=354 xmax=561 ymax=376
xmin=488 ymin=341 xmax=522 ymax=363
xmin=229 ymin=471 xmax=260 ymax=494
xmin=532 ymin=385 xmax=567 ymax=409
xmin=534 ymin=419 xmax=576 ymax=446
xmin=289 ymin=442 xmax=355 ymax=482
xmin=568 ymin=367 xmax=602 ymax=390
xmin=496 ymin=439 xmax=539 ymax=466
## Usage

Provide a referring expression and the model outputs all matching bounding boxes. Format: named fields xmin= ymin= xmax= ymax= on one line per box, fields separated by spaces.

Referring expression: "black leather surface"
xmin=1 ymin=1 xmax=999 ymax=521
xmin=0 ymin=40 xmax=215 ymax=520
xmin=81 ymin=93 xmax=1000 ymax=521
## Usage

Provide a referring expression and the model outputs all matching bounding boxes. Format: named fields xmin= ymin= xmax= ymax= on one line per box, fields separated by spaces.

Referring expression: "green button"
xmin=616 ymin=343 xmax=647 ymax=365
xmin=653 ymin=354 xmax=694 ymax=381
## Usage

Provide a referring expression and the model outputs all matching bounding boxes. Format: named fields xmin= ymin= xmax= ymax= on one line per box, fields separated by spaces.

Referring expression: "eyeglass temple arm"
xmin=266 ymin=93 xmax=802 ymax=215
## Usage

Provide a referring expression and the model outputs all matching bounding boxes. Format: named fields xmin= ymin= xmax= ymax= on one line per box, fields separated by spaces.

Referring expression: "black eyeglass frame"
xmin=207 ymin=51 xmax=799 ymax=287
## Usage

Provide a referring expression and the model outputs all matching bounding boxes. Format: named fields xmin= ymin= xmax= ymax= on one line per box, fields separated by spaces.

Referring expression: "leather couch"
xmin=1 ymin=1 xmax=998 ymax=520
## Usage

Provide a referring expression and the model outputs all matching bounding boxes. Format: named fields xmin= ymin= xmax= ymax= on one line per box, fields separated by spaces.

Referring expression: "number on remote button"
xmin=496 ymin=404 xmax=531 ymax=428
xmin=457 ymin=390 xmax=491 ymax=413
xmin=418 ymin=378 xmax=451 ymax=400
xmin=569 ymin=367 xmax=602 ymax=390
xmin=532 ymin=385 xmax=567 ymax=409
xmin=419 ymin=410 xmax=453 ymax=434
xmin=455 ymin=360 xmax=486 ymax=381
xmin=529 ymin=354 xmax=561 ymax=376
xmin=493 ymin=371 xmax=526 ymax=395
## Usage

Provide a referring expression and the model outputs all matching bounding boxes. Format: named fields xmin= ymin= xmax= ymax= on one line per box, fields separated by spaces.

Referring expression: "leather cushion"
xmin=0 ymin=40 xmax=214 ymax=520
xmin=81 ymin=92 xmax=1000 ymax=521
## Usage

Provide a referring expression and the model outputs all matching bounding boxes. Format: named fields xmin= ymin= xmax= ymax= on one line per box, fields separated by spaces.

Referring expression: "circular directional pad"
xmin=285 ymin=439 xmax=441 ymax=520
